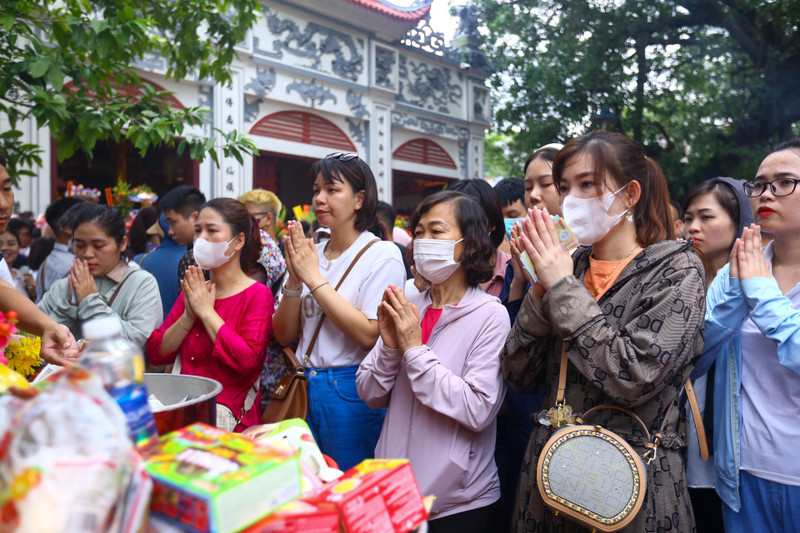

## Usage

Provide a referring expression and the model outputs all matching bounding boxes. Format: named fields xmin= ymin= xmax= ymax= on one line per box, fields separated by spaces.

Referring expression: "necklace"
xmin=217 ymin=276 xmax=248 ymax=298
xmin=587 ymin=245 xmax=641 ymax=298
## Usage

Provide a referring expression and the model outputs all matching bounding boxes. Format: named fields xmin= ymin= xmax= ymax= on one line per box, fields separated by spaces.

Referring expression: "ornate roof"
xmin=340 ymin=0 xmax=432 ymax=22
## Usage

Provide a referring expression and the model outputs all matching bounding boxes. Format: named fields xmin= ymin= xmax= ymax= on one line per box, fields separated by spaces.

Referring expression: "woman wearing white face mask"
xmin=502 ymin=131 xmax=706 ymax=532
xmin=147 ymin=198 xmax=273 ymax=432
xmin=358 ymin=191 xmax=510 ymax=532
xmin=272 ymin=153 xmax=406 ymax=471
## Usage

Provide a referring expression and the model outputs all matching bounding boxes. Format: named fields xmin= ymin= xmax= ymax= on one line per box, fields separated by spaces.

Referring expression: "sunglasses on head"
xmin=325 ymin=152 xmax=359 ymax=161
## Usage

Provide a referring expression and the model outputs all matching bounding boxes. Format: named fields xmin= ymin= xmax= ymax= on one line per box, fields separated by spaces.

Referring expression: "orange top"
xmin=584 ymin=253 xmax=639 ymax=300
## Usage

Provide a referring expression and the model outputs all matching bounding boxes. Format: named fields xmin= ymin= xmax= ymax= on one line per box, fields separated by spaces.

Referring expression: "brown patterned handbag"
xmin=261 ymin=346 xmax=308 ymax=423
xmin=536 ymin=348 xmax=708 ymax=532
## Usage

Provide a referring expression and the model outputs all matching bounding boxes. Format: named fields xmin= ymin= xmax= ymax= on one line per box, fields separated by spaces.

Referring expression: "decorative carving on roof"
xmin=375 ymin=47 xmax=397 ymax=90
xmin=391 ymin=110 xmax=470 ymax=141
xmin=472 ymin=85 xmax=490 ymax=123
xmin=347 ymin=90 xmax=369 ymax=119
xmin=400 ymin=16 xmax=457 ymax=61
xmin=397 ymin=56 xmax=463 ymax=114
xmin=286 ymin=79 xmax=337 ymax=108
xmin=245 ymin=67 xmax=277 ymax=97
xmin=243 ymin=96 xmax=261 ymax=123
xmin=345 ymin=118 xmax=368 ymax=148
xmin=259 ymin=7 xmax=364 ymax=82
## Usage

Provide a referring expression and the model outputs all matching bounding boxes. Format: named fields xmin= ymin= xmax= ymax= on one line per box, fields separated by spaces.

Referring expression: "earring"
xmin=625 ymin=211 xmax=634 ymax=224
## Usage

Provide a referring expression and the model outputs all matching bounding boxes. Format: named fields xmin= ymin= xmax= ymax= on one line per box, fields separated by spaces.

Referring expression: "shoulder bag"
xmin=536 ymin=347 xmax=708 ymax=532
xmin=261 ymin=239 xmax=379 ymax=423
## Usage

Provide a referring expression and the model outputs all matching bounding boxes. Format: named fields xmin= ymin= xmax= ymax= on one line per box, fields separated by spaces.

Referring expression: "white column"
xmin=469 ymin=132 xmax=484 ymax=180
xmin=213 ymin=67 xmax=245 ymax=198
xmin=370 ymin=103 xmax=392 ymax=203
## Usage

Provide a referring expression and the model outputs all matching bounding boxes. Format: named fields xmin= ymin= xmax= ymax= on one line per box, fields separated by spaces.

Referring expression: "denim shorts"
xmin=306 ymin=365 xmax=386 ymax=471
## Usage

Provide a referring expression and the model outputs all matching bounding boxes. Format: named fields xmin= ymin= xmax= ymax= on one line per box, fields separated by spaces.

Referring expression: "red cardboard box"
xmin=307 ymin=459 xmax=428 ymax=533
xmin=241 ymin=500 xmax=339 ymax=533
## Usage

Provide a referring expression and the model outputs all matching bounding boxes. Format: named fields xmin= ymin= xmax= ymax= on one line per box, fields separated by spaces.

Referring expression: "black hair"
xmin=375 ymin=201 xmax=396 ymax=230
xmin=669 ymin=199 xmax=682 ymax=221
xmin=127 ymin=206 xmax=158 ymax=258
xmin=44 ymin=197 xmax=84 ymax=234
xmin=7 ymin=217 xmax=33 ymax=239
xmin=408 ymin=191 xmax=494 ymax=287
xmin=446 ymin=179 xmax=505 ymax=248
xmin=59 ymin=201 xmax=94 ymax=231
xmin=72 ymin=204 xmax=127 ymax=245
xmin=28 ymin=237 xmax=55 ymax=270
xmin=524 ymin=146 xmax=560 ymax=175
xmin=309 ymin=155 xmax=377 ymax=232
xmin=770 ymin=138 xmax=800 ymax=157
xmin=0 ymin=149 xmax=6 ymax=169
xmin=493 ymin=178 xmax=525 ymax=208
xmin=201 ymin=198 xmax=261 ymax=272
xmin=158 ymin=185 xmax=206 ymax=220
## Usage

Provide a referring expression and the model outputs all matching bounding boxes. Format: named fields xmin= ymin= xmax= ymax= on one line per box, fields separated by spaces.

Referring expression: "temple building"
xmin=13 ymin=0 xmax=491 ymax=215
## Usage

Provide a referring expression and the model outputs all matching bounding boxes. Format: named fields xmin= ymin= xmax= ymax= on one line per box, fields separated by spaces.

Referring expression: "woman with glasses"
xmin=502 ymin=131 xmax=705 ymax=531
xmin=698 ymin=138 xmax=800 ymax=532
xmin=272 ymin=152 xmax=406 ymax=470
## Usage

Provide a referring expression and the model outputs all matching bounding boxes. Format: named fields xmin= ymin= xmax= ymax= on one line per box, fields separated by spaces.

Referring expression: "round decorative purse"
xmin=535 ymin=348 xmax=708 ymax=532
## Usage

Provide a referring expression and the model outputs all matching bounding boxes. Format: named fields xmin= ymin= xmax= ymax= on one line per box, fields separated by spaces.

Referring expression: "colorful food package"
xmin=242 ymin=419 xmax=342 ymax=483
xmin=240 ymin=500 xmax=339 ymax=533
xmin=141 ymin=423 xmax=302 ymax=533
xmin=0 ymin=366 xmax=150 ymax=533
xmin=305 ymin=459 xmax=428 ymax=533
xmin=519 ymin=215 xmax=579 ymax=282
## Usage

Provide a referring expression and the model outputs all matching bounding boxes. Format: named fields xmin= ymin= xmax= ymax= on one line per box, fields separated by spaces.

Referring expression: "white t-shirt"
xmin=0 ymin=258 xmax=13 ymax=285
xmin=296 ymin=231 xmax=406 ymax=368
xmin=739 ymin=258 xmax=800 ymax=486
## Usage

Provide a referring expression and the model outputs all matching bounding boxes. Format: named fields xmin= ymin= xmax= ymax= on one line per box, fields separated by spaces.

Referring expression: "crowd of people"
xmin=1 ymin=130 xmax=798 ymax=532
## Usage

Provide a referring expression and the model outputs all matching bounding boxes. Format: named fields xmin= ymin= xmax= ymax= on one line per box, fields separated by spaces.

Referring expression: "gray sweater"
xmin=38 ymin=261 xmax=163 ymax=351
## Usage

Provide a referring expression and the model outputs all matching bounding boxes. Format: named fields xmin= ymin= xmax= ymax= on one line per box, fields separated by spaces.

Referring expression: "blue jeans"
xmin=723 ymin=471 xmax=800 ymax=533
xmin=306 ymin=366 xmax=386 ymax=471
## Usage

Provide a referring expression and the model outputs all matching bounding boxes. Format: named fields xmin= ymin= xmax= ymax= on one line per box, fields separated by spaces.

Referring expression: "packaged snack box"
xmin=306 ymin=459 xmax=428 ymax=533
xmin=142 ymin=423 xmax=302 ymax=533
xmin=241 ymin=500 xmax=339 ymax=533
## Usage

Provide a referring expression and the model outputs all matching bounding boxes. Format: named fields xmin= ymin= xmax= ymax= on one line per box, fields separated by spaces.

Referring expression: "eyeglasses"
xmin=743 ymin=178 xmax=800 ymax=198
xmin=325 ymin=152 xmax=359 ymax=161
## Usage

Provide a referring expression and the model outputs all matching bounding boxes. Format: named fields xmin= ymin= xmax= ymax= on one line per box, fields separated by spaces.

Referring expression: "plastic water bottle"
xmin=81 ymin=315 xmax=158 ymax=450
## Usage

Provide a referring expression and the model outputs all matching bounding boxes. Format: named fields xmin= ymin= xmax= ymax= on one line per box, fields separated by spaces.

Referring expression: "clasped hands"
xmin=509 ymin=207 xmax=574 ymax=297
xmin=68 ymin=259 xmax=97 ymax=304
xmin=180 ymin=266 xmax=216 ymax=327
xmin=377 ymin=285 xmax=422 ymax=353
xmin=283 ymin=220 xmax=324 ymax=291
xmin=729 ymin=224 xmax=771 ymax=281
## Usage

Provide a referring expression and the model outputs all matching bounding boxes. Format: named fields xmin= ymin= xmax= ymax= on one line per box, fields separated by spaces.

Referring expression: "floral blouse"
xmin=258 ymin=230 xmax=286 ymax=289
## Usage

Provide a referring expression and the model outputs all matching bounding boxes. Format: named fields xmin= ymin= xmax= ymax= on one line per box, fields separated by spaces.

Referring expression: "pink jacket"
xmin=356 ymin=286 xmax=509 ymax=519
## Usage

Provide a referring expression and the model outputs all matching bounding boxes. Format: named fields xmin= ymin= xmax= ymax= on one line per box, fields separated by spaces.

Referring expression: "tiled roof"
xmin=340 ymin=0 xmax=432 ymax=22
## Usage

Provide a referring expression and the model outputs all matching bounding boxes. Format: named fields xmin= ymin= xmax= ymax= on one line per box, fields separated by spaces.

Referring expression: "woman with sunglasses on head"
xmin=698 ymin=139 xmax=800 ymax=532
xmin=272 ymin=152 xmax=406 ymax=471
xmin=502 ymin=131 xmax=705 ymax=532
xmin=147 ymin=198 xmax=272 ymax=432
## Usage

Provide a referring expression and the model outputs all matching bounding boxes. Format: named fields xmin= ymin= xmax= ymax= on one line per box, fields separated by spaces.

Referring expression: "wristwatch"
xmin=281 ymin=281 xmax=303 ymax=298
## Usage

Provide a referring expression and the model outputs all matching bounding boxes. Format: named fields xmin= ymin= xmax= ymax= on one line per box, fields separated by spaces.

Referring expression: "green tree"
xmin=0 ymin=0 xmax=258 ymax=183
xmin=484 ymin=131 xmax=520 ymax=179
xmin=469 ymin=0 xmax=800 ymax=197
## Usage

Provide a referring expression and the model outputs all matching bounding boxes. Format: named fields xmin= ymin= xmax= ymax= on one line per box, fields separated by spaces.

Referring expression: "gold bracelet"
xmin=309 ymin=281 xmax=329 ymax=295
xmin=177 ymin=316 xmax=192 ymax=330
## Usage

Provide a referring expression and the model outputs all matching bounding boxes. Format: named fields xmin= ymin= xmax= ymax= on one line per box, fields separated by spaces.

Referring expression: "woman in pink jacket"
xmin=357 ymin=191 xmax=509 ymax=533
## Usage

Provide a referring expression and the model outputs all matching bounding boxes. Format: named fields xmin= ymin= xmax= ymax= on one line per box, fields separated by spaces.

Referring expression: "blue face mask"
xmin=504 ymin=218 xmax=524 ymax=239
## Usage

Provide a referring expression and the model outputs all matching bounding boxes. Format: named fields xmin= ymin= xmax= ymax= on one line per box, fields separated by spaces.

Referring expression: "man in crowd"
xmin=158 ymin=185 xmax=206 ymax=281
xmin=0 ymin=150 xmax=79 ymax=365
xmin=37 ymin=197 xmax=83 ymax=300
xmin=494 ymin=178 xmax=527 ymax=219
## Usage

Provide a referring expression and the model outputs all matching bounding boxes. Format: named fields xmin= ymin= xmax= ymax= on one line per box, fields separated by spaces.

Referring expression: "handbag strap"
xmin=558 ymin=343 xmax=708 ymax=462
xmin=107 ymin=269 xmax=135 ymax=307
xmin=303 ymin=239 xmax=380 ymax=366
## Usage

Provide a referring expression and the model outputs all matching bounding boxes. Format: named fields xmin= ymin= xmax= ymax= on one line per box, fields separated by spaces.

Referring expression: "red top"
xmin=420 ymin=307 xmax=443 ymax=344
xmin=146 ymin=282 xmax=273 ymax=430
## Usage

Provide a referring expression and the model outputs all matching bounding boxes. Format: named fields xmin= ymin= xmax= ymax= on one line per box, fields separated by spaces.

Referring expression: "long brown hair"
xmin=553 ymin=131 xmax=673 ymax=246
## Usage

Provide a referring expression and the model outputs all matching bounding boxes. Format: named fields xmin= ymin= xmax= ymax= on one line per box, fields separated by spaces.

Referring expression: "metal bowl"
xmin=144 ymin=373 xmax=223 ymax=435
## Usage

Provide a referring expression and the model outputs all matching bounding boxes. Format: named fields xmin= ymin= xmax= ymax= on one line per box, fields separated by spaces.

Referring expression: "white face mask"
xmin=193 ymin=236 xmax=237 ymax=270
xmin=562 ymin=184 xmax=629 ymax=246
xmin=413 ymin=238 xmax=464 ymax=284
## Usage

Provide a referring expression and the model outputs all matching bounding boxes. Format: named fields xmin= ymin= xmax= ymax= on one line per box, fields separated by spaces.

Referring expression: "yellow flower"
xmin=5 ymin=336 xmax=43 ymax=377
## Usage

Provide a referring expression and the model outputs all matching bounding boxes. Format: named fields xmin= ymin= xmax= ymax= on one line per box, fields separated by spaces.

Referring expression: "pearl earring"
xmin=625 ymin=211 xmax=634 ymax=224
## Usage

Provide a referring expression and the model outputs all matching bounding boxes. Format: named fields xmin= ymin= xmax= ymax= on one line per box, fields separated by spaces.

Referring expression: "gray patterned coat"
xmin=502 ymin=240 xmax=705 ymax=533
